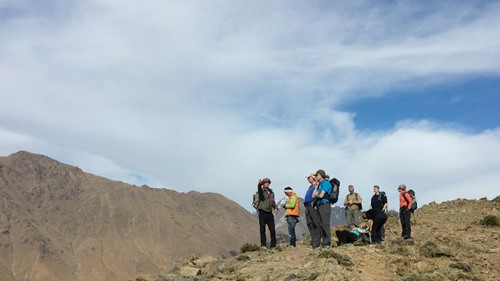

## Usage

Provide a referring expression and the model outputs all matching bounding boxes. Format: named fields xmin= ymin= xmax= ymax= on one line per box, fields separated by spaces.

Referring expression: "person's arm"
xmin=405 ymin=193 xmax=413 ymax=210
xmin=344 ymin=195 xmax=350 ymax=206
xmin=313 ymin=182 xmax=326 ymax=199
xmin=285 ymin=195 xmax=297 ymax=209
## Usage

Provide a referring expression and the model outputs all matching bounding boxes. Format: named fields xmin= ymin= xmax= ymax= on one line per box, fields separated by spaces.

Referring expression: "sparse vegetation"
xmin=480 ymin=215 xmax=499 ymax=226
xmin=318 ymin=250 xmax=353 ymax=267
xmin=240 ymin=243 xmax=260 ymax=253
xmin=449 ymin=262 xmax=472 ymax=272
xmin=419 ymin=241 xmax=452 ymax=258
xmin=397 ymin=272 xmax=446 ymax=281
xmin=492 ymin=195 xmax=500 ymax=203
xmin=236 ymin=254 xmax=250 ymax=261
xmin=389 ymin=245 xmax=412 ymax=256
xmin=135 ymin=277 xmax=149 ymax=281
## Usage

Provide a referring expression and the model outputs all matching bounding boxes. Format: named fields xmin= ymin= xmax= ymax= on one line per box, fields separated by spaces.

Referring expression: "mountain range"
xmin=0 ymin=151 xmax=259 ymax=281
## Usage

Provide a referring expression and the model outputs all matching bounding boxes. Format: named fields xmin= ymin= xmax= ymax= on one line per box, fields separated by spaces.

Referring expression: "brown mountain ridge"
xmin=0 ymin=151 xmax=259 ymax=281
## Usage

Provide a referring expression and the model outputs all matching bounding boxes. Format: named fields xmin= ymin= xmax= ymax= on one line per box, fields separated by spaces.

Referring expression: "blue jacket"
xmin=304 ymin=185 xmax=315 ymax=204
xmin=317 ymin=179 xmax=332 ymax=205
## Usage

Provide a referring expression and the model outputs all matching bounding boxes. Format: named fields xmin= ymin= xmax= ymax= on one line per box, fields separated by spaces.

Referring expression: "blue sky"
xmin=1 ymin=0 xmax=499 ymax=211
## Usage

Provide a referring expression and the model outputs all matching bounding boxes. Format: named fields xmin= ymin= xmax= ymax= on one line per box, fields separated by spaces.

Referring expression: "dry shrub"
xmin=419 ymin=241 xmax=452 ymax=258
xmin=240 ymin=243 xmax=260 ymax=253
xmin=236 ymin=254 xmax=250 ymax=261
xmin=449 ymin=262 xmax=472 ymax=272
xmin=318 ymin=250 xmax=353 ymax=267
xmin=480 ymin=215 xmax=499 ymax=226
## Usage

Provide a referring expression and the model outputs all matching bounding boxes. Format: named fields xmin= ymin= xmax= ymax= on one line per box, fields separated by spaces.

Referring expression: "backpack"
xmin=406 ymin=189 xmax=418 ymax=212
xmin=378 ymin=191 xmax=387 ymax=211
xmin=252 ymin=192 xmax=260 ymax=210
xmin=325 ymin=178 xmax=340 ymax=204
xmin=355 ymin=193 xmax=363 ymax=210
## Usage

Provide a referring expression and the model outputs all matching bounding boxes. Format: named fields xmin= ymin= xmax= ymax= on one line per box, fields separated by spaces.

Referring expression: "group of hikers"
xmin=252 ymin=169 xmax=415 ymax=250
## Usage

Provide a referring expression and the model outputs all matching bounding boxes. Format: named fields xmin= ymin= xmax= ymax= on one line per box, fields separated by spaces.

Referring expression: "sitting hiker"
xmin=284 ymin=187 xmax=300 ymax=247
xmin=335 ymin=223 xmax=370 ymax=245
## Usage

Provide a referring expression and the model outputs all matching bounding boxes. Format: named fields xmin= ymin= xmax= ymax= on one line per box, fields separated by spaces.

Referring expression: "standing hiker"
xmin=283 ymin=187 xmax=300 ymax=247
xmin=304 ymin=173 xmax=321 ymax=248
xmin=313 ymin=169 xmax=332 ymax=249
xmin=344 ymin=185 xmax=362 ymax=227
xmin=398 ymin=184 xmax=413 ymax=239
xmin=252 ymin=178 xmax=277 ymax=249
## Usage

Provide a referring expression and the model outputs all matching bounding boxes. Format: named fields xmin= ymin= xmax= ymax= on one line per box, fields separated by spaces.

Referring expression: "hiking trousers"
xmin=258 ymin=210 xmax=277 ymax=248
xmin=400 ymin=207 xmax=412 ymax=238
xmin=345 ymin=208 xmax=360 ymax=226
xmin=317 ymin=203 xmax=331 ymax=246
xmin=305 ymin=204 xmax=321 ymax=247
xmin=371 ymin=212 xmax=388 ymax=243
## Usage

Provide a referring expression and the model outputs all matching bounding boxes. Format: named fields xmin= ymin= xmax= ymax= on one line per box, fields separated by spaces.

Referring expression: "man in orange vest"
xmin=284 ymin=187 xmax=300 ymax=247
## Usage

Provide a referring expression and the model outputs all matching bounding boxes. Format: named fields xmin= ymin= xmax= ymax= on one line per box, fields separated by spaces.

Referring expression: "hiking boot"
xmin=403 ymin=235 xmax=412 ymax=240
xmin=319 ymin=246 xmax=332 ymax=251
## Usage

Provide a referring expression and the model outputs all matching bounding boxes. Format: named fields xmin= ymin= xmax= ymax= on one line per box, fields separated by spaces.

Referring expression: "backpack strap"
xmin=403 ymin=192 xmax=410 ymax=206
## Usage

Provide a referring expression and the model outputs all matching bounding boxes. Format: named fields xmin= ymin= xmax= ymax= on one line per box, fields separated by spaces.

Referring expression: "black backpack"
xmin=325 ymin=178 xmax=340 ymax=204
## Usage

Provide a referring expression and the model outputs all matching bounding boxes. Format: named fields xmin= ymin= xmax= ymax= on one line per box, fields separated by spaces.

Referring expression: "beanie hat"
xmin=284 ymin=187 xmax=293 ymax=193
xmin=261 ymin=178 xmax=271 ymax=184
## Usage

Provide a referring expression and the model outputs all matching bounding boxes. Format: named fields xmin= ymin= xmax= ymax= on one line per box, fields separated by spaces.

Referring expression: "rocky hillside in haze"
xmin=0 ymin=151 xmax=259 ymax=281
xmin=146 ymin=197 xmax=500 ymax=281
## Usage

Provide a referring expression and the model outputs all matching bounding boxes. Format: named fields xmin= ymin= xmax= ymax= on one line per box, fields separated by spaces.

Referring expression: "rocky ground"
xmin=135 ymin=197 xmax=500 ymax=281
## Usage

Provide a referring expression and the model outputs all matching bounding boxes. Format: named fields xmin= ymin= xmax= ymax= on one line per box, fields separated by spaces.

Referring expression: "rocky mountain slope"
xmin=0 ymin=151 xmax=259 ymax=281
xmin=148 ymin=197 xmax=500 ymax=281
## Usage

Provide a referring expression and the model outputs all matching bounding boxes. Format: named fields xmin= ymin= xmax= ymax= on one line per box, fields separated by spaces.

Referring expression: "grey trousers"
xmin=305 ymin=204 xmax=321 ymax=247
xmin=317 ymin=203 xmax=331 ymax=246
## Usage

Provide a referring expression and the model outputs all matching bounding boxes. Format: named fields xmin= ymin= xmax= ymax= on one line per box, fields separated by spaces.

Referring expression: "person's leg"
xmin=371 ymin=214 xmax=382 ymax=243
xmin=399 ymin=210 xmax=406 ymax=237
xmin=267 ymin=212 xmax=277 ymax=247
xmin=287 ymin=216 xmax=298 ymax=246
xmin=307 ymin=206 xmax=321 ymax=248
xmin=318 ymin=204 xmax=331 ymax=246
xmin=335 ymin=230 xmax=348 ymax=244
xmin=346 ymin=209 xmax=353 ymax=226
xmin=353 ymin=209 xmax=360 ymax=227
xmin=377 ymin=213 xmax=388 ymax=240
xmin=258 ymin=211 xmax=267 ymax=247
xmin=402 ymin=209 xmax=411 ymax=238
xmin=305 ymin=207 xmax=314 ymax=246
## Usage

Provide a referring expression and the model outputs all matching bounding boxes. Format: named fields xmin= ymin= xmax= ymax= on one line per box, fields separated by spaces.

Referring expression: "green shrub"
xmin=480 ymin=215 xmax=499 ymax=226
xmin=240 ymin=243 xmax=260 ymax=253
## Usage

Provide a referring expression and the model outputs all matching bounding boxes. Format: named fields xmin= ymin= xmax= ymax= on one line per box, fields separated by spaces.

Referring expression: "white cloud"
xmin=0 ymin=1 xmax=499 ymax=211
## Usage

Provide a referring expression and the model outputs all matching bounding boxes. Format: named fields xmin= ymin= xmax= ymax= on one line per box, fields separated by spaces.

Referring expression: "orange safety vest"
xmin=285 ymin=192 xmax=300 ymax=217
